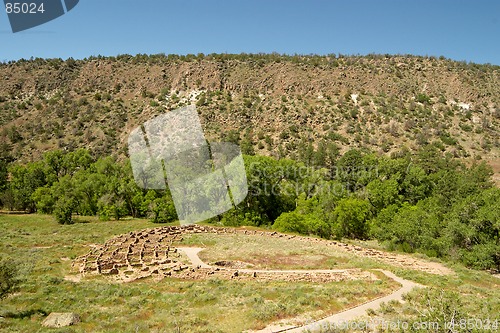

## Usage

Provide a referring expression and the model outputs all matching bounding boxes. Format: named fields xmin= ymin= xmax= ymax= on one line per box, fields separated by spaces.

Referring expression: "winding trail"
xmin=177 ymin=248 xmax=424 ymax=333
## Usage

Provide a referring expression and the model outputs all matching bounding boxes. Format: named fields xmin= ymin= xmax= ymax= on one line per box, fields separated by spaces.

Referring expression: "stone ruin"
xmin=72 ymin=224 xmax=451 ymax=283
xmin=72 ymin=225 xmax=374 ymax=283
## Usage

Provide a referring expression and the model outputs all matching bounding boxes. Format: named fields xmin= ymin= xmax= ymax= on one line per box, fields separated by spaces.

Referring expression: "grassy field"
xmin=1 ymin=214 xmax=499 ymax=332
xmin=0 ymin=214 xmax=399 ymax=333
xmin=179 ymin=233 xmax=386 ymax=271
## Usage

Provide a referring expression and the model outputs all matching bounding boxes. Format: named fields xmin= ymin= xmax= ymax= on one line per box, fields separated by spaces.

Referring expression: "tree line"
xmin=0 ymin=147 xmax=498 ymax=270
xmin=0 ymin=149 xmax=176 ymax=224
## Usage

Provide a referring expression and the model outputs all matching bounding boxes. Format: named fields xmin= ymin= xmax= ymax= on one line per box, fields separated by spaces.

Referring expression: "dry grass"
xmin=0 ymin=214 xmax=398 ymax=333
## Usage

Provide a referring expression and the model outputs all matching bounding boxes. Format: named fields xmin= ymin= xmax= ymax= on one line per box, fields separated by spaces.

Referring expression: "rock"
xmin=42 ymin=313 xmax=80 ymax=328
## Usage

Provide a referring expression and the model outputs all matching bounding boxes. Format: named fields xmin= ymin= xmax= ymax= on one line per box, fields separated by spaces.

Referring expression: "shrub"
xmin=273 ymin=211 xmax=308 ymax=235
xmin=148 ymin=197 xmax=176 ymax=223
xmin=53 ymin=197 xmax=75 ymax=224
xmin=416 ymin=93 xmax=431 ymax=104
xmin=333 ymin=198 xmax=371 ymax=239
xmin=0 ymin=258 xmax=19 ymax=300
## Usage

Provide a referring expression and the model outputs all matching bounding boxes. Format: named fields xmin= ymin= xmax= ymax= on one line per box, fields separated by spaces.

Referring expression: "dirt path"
xmin=270 ymin=270 xmax=423 ymax=333
xmin=177 ymin=247 xmax=211 ymax=268
xmin=177 ymin=248 xmax=424 ymax=333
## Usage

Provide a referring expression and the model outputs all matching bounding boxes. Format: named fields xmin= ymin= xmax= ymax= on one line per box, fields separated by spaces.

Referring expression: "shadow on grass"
xmin=72 ymin=218 xmax=90 ymax=224
xmin=1 ymin=308 xmax=48 ymax=319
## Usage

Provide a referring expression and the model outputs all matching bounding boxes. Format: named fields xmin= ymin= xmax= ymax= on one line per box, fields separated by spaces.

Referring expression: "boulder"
xmin=42 ymin=313 xmax=80 ymax=328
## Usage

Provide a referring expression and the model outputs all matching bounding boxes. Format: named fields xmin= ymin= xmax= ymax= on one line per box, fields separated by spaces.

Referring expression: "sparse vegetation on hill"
xmin=0 ymin=53 xmax=498 ymax=182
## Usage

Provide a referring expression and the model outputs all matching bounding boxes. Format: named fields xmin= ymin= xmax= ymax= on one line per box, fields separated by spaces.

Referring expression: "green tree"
xmin=51 ymin=175 xmax=78 ymax=224
xmin=32 ymin=187 xmax=55 ymax=214
xmin=62 ymin=148 xmax=93 ymax=175
xmin=443 ymin=188 xmax=500 ymax=270
xmin=97 ymin=193 xmax=128 ymax=221
xmin=43 ymin=149 xmax=65 ymax=180
xmin=401 ymin=164 xmax=431 ymax=204
xmin=366 ymin=178 xmax=400 ymax=211
xmin=243 ymin=155 xmax=298 ymax=224
xmin=54 ymin=196 xmax=76 ymax=224
xmin=148 ymin=196 xmax=176 ymax=223
xmin=273 ymin=211 xmax=308 ymax=235
xmin=8 ymin=162 xmax=47 ymax=212
xmin=0 ymin=160 xmax=8 ymax=192
xmin=335 ymin=149 xmax=364 ymax=191
xmin=333 ymin=197 xmax=371 ymax=239
xmin=376 ymin=199 xmax=442 ymax=255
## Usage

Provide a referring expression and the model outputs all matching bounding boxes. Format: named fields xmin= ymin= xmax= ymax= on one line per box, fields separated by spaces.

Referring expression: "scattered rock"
xmin=41 ymin=313 xmax=80 ymax=328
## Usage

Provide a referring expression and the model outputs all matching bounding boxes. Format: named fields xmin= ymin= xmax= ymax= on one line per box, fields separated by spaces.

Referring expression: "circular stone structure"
xmin=72 ymin=225 xmax=451 ymax=283
xmin=72 ymin=225 xmax=377 ymax=283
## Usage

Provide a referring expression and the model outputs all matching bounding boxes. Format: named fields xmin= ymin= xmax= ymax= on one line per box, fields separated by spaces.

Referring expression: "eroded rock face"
xmin=41 ymin=312 xmax=80 ymax=328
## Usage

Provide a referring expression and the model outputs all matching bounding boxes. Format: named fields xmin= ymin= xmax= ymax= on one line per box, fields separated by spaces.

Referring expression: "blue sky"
xmin=1 ymin=0 xmax=499 ymax=64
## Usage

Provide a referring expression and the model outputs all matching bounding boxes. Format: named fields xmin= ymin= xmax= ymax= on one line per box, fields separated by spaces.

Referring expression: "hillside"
xmin=0 ymin=53 xmax=499 ymax=180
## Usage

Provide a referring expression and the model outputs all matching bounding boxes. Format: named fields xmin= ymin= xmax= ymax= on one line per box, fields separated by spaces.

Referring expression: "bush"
xmin=333 ymin=198 xmax=371 ymax=239
xmin=221 ymin=210 xmax=263 ymax=227
xmin=98 ymin=194 xmax=128 ymax=221
xmin=416 ymin=93 xmax=431 ymax=104
xmin=460 ymin=243 xmax=500 ymax=270
xmin=53 ymin=197 xmax=75 ymax=224
xmin=273 ymin=211 xmax=332 ymax=238
xmin=148 ymin=197 xmax=176 ymax=223
xmin=273 ymin=211 xmax=308 ymax=234
xmin=0 ymin=258 xmax=19 ymax=300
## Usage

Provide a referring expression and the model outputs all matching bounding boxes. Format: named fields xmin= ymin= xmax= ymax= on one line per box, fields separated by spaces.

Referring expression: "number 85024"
xmin=5 ymin=2 xmax=45 ymax=14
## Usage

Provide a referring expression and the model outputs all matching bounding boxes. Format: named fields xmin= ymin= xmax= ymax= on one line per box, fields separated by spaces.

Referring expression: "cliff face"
xmin=0 ymin=54 xmax=498 ymax=180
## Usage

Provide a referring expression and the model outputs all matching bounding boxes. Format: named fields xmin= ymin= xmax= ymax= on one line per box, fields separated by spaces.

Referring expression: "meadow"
xmin=1 ymin=214 xmax=397 ymax=333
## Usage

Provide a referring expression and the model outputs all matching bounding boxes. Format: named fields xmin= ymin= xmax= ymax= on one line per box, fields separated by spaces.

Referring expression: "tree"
xmin=32 ymin=187 xmax=55 ymax=214
xmin=8 ymin=162 xmax=47 ymax=212
xmin=443 ymin=188 xmax=500 ymax=270
xmin=62 ymin=148 xmax=93 ymax=175
xmin=148 ymin=196 xmax=176 ymax=223
xmin=333 ymin=197 xmax=371 ymax=239
xmin=401 ymin=164 xmax=431 ymax=204
xmin=54 ymin=196 xmax=76 ymax=224
xmin=335 ymin=149 xmax=364 ymax=191
xmin=243 ymin=155 xmax=298 ymax=224
xmin=51 ymin=175 xmax=78 ymax=224
xmin=366 ymin=178 xmax=400 ymax=211
xmin=271 ymin=186 xmax=339 ymax=239
xmin=313 ymin=140 xmax=327 ymax=167
xmin=43 ymin=149 xmax=65 ymax=180
xmin=240 ymin=138 xmax=255 ymax=156
xmin=0 ymin=160 xmax=7 ymax=192
xmin=273 ymin=211 xmax=308 ymax=235
xmin=72 ymin=171 xmax=105 ymax=216
xmin=377 ymin=199 xmax=442 ymax=255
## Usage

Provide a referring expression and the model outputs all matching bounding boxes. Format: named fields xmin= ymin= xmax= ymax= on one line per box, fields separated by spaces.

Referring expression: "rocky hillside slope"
xmin=0 ymin=54 xmax=498 ymax=180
